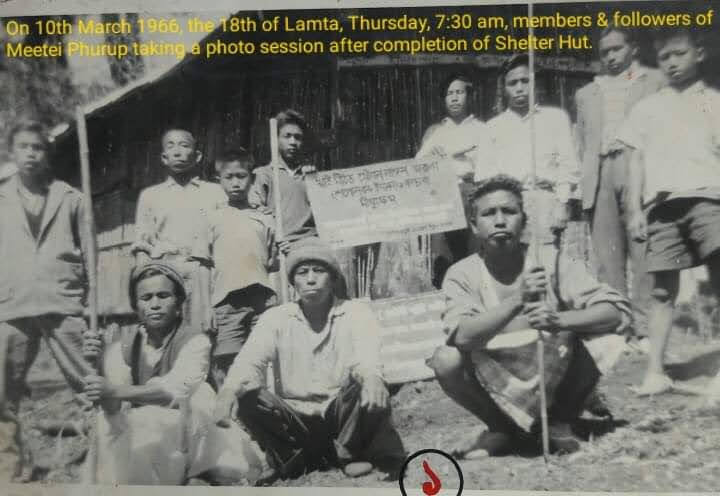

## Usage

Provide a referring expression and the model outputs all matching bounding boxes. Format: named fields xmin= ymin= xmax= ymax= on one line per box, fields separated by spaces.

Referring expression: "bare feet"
xmin=450 ymin=431 xmax=515 ymax=459
xmin=343 ymin=461 xmax=374 ymax=477
xmin=633 ymin=372 xmax=674 ymax=396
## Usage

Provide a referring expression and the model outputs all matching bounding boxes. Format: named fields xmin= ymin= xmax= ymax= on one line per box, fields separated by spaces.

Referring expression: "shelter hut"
xmin=52 ymin=5 xmax=608 ymax=383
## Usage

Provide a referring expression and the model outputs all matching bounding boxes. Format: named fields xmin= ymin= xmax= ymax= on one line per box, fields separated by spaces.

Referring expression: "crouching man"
xmin=214 ymin=237 xmax=405 ymax=482
xmin=429 ymin=175 xmax=631 ymax=458
xmin=82 ymin=262 xmax=265 ymax=485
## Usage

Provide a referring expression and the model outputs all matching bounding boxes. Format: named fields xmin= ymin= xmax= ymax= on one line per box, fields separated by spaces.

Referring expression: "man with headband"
xmin=82 ymin=262 xmax=265 ymax=485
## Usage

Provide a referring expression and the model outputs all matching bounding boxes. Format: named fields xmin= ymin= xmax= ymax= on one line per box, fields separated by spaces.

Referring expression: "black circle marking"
xmin=399 ymin=448 xmax=463 ymax=496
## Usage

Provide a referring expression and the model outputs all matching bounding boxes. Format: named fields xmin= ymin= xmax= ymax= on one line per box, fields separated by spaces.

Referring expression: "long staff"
xmin=526 ymin=0 xmax=550 ymax=464
xmin=270 ymin=118 xmax=290 ymax=303
xmin=76 ymin=106 xmax=102 ymax=483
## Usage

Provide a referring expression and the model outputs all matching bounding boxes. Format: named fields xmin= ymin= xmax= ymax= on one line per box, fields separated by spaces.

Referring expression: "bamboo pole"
xmin=76 ymin=106 xmax=101 ymax=484
xmin=270 ymin=118 xmax=289 ymax=303
xmin=526 ymin=0 xmax=550 ymax=464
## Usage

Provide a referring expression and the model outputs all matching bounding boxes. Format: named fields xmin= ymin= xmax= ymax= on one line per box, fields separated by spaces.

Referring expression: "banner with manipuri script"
xmin=306 ymin=157 xmax=467 ymax=248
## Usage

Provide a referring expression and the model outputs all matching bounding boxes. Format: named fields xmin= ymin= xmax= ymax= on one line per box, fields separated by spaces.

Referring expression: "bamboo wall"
xmin=53 ymin=52 xmax=599 ymax=315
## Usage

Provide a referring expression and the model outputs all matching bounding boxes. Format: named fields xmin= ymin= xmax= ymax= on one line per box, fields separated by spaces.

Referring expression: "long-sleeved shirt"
xmin=247 ymin=161 xmax=316 ymax=243
xmin=208 ymin=206 xmax=275 ymax=305
xmin=223 ymin=298 xmax=383 ymax=416
xmin=133 ymin=176 xmax=226 ymax=261
xmin=477 ymin=106 xmax=580 ymax=203
xmin=416 ymin=114 xmax=488 ymax=180
xmin=0 ymin=175 xmax=93 ymax=321
xmin=617 ymin=80 xmax=720 ymax=205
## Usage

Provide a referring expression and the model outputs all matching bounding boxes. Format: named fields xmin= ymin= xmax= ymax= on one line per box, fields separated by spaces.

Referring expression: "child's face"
xmin=504 ymin=66 xmax=530 ymax=112
xmin=11 ymin=130 xmax=49 ymax=178
xmin=278 ymin=123 xmax=304 ymax=166
xmin=656 ymin=34 xmax=704 ymax=88
xmin=218 ymin=160 xmax=252 ymax=202
xmin=161 ymin=130 xmax=200 ymax=174
xmin=599 ymin=30 xmax=636 ymax=76
xmin=445 ymin=79 xmax=469 ymax=119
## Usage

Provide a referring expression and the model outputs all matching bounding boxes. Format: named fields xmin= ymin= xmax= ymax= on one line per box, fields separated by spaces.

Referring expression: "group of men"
xmin=0 ymin=23 xmax=718 ymax=486
xmin=419 ymin=24 xmax=720 ymax=401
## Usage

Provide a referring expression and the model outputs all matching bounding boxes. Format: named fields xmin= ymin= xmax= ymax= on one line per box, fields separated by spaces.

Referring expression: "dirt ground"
xmin=3 ymin=331 xmax=720 ymax=491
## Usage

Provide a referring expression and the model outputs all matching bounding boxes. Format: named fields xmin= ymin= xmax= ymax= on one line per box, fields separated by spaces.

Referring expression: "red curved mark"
xmin=421 ymin=460 xmax=442 ymax=496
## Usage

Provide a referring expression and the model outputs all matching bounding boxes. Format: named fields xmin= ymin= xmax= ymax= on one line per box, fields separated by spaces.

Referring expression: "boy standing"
xmin=619 ymin=28 xmax=720 ymax=395
xmin=132 ymin=128 xmax=226 ymax=334
xmin=248 ymin=109 xmax=317 ymax=249
xmin=0 ymin=121 xmax=97 ymax=481
xmin=576 ymin=26 xmax=665 ymax=343
xmin=480 ymin=54 xmax=580 ymax=246
xmin=208 ymin=147 xmax=277 ymax=388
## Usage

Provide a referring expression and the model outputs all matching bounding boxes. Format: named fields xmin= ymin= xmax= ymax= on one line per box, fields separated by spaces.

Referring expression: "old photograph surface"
xmin=0 ymin=0 xmax=720 ymax=492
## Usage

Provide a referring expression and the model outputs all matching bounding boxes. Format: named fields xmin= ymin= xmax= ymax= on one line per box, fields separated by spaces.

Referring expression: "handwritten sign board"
xmin=305 ymin=157 xmax=467 ymax=248
xmin=372 ymin=291 xmax=448 ymax=384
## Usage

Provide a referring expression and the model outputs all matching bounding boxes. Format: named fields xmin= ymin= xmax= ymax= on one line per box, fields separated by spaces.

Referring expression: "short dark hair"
xmin=469 ymin=174 xmax=525 ymax=222
xmin=441 ymin=72 xmax=473 ymax=98
xmin=161 ymin=128 xmax=197 ymax=148
xmin=500 ymin=53 xmax=530 ymax=79
xmin=7 ymin=120 xmax=50 ymax=150
xmin=652 ymin=26 xmax=701 ymax=51
xmin=275 ymin=109 xmax=308 ymax=135
xmin=214 ymin=145 xmax=254 ymax=172
xmin=598 ymin=25 xmax=637 ymax=47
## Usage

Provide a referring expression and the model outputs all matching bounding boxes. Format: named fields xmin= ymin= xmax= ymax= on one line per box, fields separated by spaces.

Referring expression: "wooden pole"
xmin=76 ymin=107 xmax=102 ymax=484
xmin=270 ymin=118 xmax=290 ymax=303
xmin=526 ymin=0 xmax=550 ymax=464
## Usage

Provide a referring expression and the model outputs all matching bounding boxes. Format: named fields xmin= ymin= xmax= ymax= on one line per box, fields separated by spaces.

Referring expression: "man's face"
xmin=504 ymin=65 xmax=530 ymax=112
xmin=161 ymin=130 xmax=200 ymax=174
xmin=599 ymin=30 xmax=636 ymax=76
xmin=445 ymin=79 xmax=469 ymax=119
xmin=293 ymin=262 xmax=333 ymax=305
xmin=278 ymin=123 xmax=304 ymax=166
xmin=218 ymin=161 xmax=252 ymax=203
xmin=135 ymin=275 xmax=181 ymax=332
xmin=470 ymin=190 xmax=525 ymax=249
xmin=656 ymin=34 xmax=704 ymax=88
xmin=12 ymin=131 xmax=49 ymax=178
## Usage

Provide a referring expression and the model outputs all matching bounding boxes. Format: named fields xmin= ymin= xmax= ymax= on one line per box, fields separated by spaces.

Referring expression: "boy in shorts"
xmin=208 ymin=147 xmax=276 ymax=387
xmin=619 ymin=27 xmax=720 ymax=395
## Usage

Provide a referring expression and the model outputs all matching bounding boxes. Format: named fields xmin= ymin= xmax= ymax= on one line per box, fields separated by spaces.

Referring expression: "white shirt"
xmin=223 ymin=299 xmax=383 ymax=416
xmin=478 ymin=106 xmax=580 ymax=203
xmin=134 ymin=176 xmax=226 ymax=260
xmin=416 ymin=114 xmax=488 ymax=180
xmin=594 ymin=61 xmax=648 ymax=154
xmin=617 ymin=81 xmax=720 ymax=204
xmin=104 ymin=330 xmax=211 ymax=402
xmin=208 ymin=206 xmax=275 ymax=305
